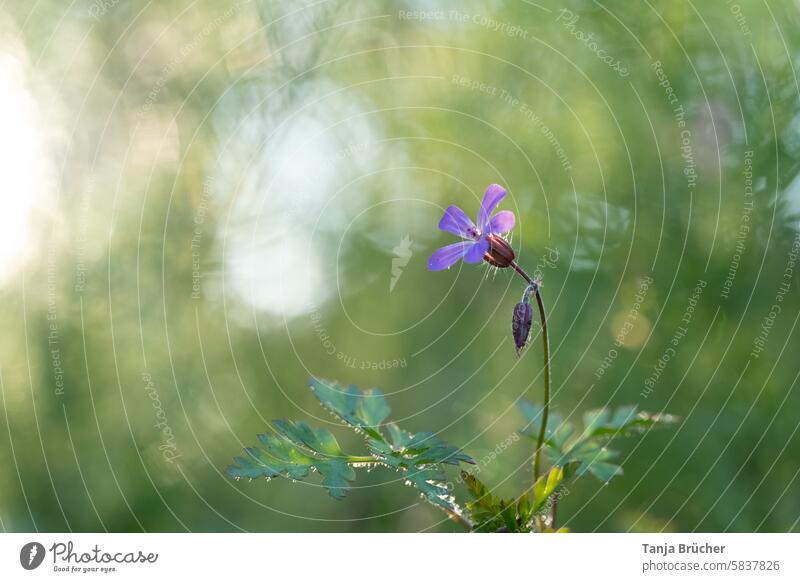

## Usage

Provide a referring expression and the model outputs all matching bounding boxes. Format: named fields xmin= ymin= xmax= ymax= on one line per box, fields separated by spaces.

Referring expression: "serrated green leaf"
xmin=359 ymin=392 xmax=391 ymax=427
xmin=462 ymin=471 xmax=490 ymax=501
xmin=462 ymin=471 xmax=541 ymax=532
xmin=569 ymin=439 xmax=617 ymax=462
xmin=372 ymin=422 xmax=473 ymax=466
xmin=272 ymin=419 xmax=343 ymax=456
xmin=231 ymin=379 xmax=474 ymax=521
xmin=516 ymin=490 xmax=532 ymax=524
xmin=403 ymin=465 xmax=455 ymax=511
xmin=317 ymin=462 xmax=357 ymax=499
xmin=380 ymin=439 xmax=471 ymax=515
xmin=461 ymin=471 xmax=500 ymax=510
xmin=500 ymin=502 xmax=517 ymax=531
xmin=563 ymin=437 xmax=622 ymax=483
xmin=560 ymin=460 xmax=583 ymax=480
xmin=313 ymin=379 xmax=474 ymax=514
xmin=582 ymin=408 xmax=612 ymax=435
xmin=462 ymin=472 xmax=509 ymax=532
xmin=309 ymin=377 xmax=389 ymax=440
xmin=580 ymin=461 xmax=622 ymax=482
xmin=610 ymin=405 xmax=639 ymax=428
xmin=518 ymin=401 xmax=575 ymax=450
xmin=532 ymin=466 xmax=564 ymax=513
xmin=583 ymin=406 xmax=679 ymax=439
xmin=385 ymin=423 xmax=407 ymax=448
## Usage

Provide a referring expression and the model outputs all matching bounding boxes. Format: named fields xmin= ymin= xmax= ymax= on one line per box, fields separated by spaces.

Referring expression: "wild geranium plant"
xmin=227 ymin=184 xmax=676 ymax=532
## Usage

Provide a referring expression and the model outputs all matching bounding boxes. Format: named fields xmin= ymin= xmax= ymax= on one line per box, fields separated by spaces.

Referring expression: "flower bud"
xmin=484 ymin=234 xmax=515 ymax=268
xmin=512 ymin=300 xmax=533 ymax=356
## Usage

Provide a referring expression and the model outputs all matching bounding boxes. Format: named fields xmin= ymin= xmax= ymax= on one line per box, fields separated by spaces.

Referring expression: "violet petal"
xmin=463 ymin=237 xmax=489 ymax=264
xmin=438 ymin=205 xmax=476 ymax=238
xmin=478 ymin=184 xmax=507 ymax=229
xmin=487 ymin=210 xmax=515 ymax=234
xmin=427 ymin=241 xmax=472 ymax=270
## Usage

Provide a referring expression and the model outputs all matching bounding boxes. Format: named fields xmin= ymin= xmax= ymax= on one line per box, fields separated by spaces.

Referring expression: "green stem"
xmin=551 ymin=495 xmax=558 ymax=530
xmin=346 ymin=456 xmax=473 ymax=530
xmin=510 ymin=261 xmax=551 ymax=483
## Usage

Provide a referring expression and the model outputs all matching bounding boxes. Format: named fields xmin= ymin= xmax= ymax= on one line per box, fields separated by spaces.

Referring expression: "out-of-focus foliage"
xmin=227 ymin=420 xmax=358 ymax=499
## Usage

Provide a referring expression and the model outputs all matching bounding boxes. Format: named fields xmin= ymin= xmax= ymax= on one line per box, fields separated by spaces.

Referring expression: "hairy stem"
xmin=550 ymin=495 xmax=558 ymax=530
xmin=510 ymin=261 xmax=551 ymax=483
xmin=444 ymin=506 xmax=474 ymax=531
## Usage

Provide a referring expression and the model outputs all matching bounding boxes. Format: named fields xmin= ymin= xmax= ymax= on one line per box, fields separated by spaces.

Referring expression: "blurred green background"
xmin=1 ymin=0 xmax=799 ymax=532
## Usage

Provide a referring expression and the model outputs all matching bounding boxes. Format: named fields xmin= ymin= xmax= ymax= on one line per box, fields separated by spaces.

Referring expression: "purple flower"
xmin=427 ymin=184 xmax=516 ymax=271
